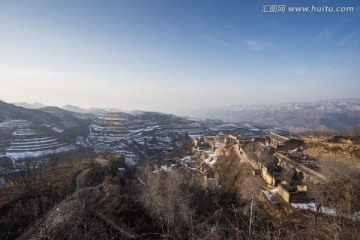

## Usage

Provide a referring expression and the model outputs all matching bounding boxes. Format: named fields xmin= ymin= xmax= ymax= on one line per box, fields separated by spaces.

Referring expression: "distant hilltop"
xmin=188 ymin=98 xmax=360 ymax=133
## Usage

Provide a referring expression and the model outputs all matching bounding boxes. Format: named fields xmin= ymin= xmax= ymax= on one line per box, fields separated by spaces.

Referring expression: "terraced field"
xmin=0 ymin=120 xmax=77 ymax=161
xmin=89 ymin=113 xmax=142 ymax=165
xmin=6 ymin=134 xmax=76 ymax=160
xmin=88 ymin=112 xmax=198 ymax=165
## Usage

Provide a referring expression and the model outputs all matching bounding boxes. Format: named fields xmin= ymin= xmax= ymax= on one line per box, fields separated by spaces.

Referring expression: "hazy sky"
xmin=1 ymin=0 xmax=359 ymax=114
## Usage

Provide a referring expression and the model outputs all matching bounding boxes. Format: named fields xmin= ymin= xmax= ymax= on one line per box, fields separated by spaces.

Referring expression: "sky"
xmin=0 ymin=0 xmax=359 ymax=114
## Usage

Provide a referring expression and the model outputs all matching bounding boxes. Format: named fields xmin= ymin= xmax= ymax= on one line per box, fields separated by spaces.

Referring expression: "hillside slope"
xmin=193 ymin=99 xmax=360 ymax=132
xmin=0 ymin=101 xmax=88 ymax=161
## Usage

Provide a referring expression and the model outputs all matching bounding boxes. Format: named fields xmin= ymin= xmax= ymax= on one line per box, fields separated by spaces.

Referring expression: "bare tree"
xmin=239 ymin=176 xmax=261 ymax=201
xmin=139 ymin=166 xmax=193 ymax=237
xmin=310 ymin=157 xmax=360 ymax=215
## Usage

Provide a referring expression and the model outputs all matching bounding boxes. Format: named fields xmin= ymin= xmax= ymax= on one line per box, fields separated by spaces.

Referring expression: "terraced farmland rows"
xmin=1 ymin=125 xmax=77 ymax=160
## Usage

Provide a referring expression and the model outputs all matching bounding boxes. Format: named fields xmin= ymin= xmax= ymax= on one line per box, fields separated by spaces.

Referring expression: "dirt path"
xmin=17 ymin=159 xmax=137 ymax=239
xmin=16 ymin=167 xmax=93 ymax=240
xmin=76 ymin=168 xmax=90 ymax=191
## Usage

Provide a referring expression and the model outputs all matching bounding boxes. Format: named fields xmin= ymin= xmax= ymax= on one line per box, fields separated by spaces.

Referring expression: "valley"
xmin=0 ymin=100 xmax=359 ymax=239
xmin=2 ymin=1 xmax=359 ymax=238
xmin=0 ymin=100 xmax=285 ymax=174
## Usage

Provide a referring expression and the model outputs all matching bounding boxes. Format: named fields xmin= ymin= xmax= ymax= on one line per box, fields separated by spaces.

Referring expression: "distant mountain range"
xmin=62 ymin=105 xmax=124 ymax=114
xmin=12 ymin=102 xmax=47 ymax=109
xmin=11 ymin=98 xmax=360 ymax=133
xmin=12 ymin=102 xmax=123 ymax=114
xmin=191 ymin=98 xmax=360 ymax=132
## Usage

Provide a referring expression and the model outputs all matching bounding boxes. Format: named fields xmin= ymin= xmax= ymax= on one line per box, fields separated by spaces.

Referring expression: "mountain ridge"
xmin=190 ymin=98 xmax=360 ymax=132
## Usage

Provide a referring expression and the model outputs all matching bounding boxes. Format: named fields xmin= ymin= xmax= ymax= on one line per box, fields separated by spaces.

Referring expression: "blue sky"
xmin=0 ymin=0 xmax=359 ymax=114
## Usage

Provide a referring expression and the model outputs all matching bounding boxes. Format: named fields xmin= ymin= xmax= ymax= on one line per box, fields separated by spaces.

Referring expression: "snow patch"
xmin=261 ymin=190 xmax=275 ymax=203
xmin=6 ymin=145 xmax=77 ymax=160
xmin=12 ymin=129 xmax=39 ymax=136
xmin=291 ymin=202 xmax=336 ymax=216
xmin=160 ymin=164 xmax=177 ymax=171
xmin=76 ymin=136 xmax=87 ymax=147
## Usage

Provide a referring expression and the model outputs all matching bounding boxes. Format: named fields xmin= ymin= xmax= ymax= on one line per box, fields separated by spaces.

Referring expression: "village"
xmin=154 ymin=131 xmax=350 ymax=217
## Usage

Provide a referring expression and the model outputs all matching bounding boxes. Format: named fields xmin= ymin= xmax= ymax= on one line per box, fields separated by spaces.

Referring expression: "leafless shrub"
xmin=139 ymin=166 xmax=193 ymax=237
xmin=313 ymin=157 xmax=360 ymax=214
xmin=239 ymin=176 xmax=261 ymax=201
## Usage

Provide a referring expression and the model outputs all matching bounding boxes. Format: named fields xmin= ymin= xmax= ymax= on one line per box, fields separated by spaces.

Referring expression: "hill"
xmin=0 ymin=101 xmax=89 ymax=163
xmin=191 ymin=98 xmax=360 ymax=132
xmin=1 ymin=100 xmax=287 ymax=170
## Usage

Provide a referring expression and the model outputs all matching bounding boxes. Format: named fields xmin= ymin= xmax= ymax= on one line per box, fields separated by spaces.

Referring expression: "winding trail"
xmin=17 ymin=158 xmax=139 ymax=239
xmin=16 ymin=167 xmax=94 ymax=240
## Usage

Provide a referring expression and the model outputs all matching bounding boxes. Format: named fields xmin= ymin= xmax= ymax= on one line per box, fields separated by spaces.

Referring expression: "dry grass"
xmin=305 ymin=140 xmax=360 ymax=165
xmin=0 ymin=157 xmax=95 ymax=240
xmin=0 ymin=162 xmax=88 ymax=204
